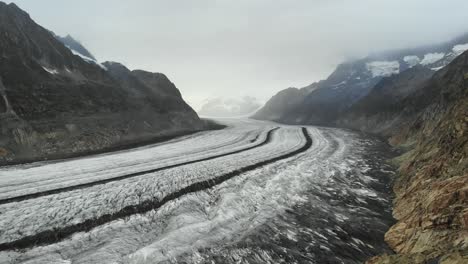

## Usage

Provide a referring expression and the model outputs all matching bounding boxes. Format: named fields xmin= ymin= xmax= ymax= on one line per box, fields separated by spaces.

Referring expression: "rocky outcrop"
xmin=0 ymin=2 xmax=205 ymax=164
xmin=365 ymin=51 xmax=468 ymax=263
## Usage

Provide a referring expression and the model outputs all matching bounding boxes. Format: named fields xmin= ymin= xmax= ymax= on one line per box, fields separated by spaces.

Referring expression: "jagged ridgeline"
xmin=0 ymin=2 xmax=204 ymax=164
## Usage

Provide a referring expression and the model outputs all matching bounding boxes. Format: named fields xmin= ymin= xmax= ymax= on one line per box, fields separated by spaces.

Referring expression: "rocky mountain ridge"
xmin=0 ymin=2 xmax=205 ymax=165
xmin=337 ymin=65 xmax=435 ymax=137
xmin=253 ymin=32 xmax=468 ymax=126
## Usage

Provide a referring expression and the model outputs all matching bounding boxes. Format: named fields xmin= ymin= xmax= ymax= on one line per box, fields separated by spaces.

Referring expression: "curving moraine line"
xmin=0 ymin=127 xmax=278 ymax=205
xmin=0 ymin=127 xmax=312 ymax=251
xmin=0 ymin=128 xmax=261 ymax=193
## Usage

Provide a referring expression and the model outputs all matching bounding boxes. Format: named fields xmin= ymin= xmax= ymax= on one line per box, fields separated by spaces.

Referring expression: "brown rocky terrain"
xmin=364 ymin=51 xmax=468 ymax=263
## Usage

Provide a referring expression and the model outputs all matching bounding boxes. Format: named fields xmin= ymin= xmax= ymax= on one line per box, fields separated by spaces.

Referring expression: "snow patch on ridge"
xmin=403 ymin=56 xmax=420 ymax=68
xmin=452 ymin=43 xmax=468 ymax=56
xmin=366 ymin=61 xmax=400 ymax=77
xmin=98 ymin=63 xmax=108 ymax=71
xmin=68 ymin=47 xmax=96 ymax=63
xmin=420 ymin=53 xmax=445 ymax=65
xmin=431 ymin=66 xmax=444 ymax=71
xmin=65 ymin=45 xmax=108 ymax=71
xmin=332 ymin=80 xmax=347 ymax=89
xmin=42 ymin=66 xmax=59 ymax=74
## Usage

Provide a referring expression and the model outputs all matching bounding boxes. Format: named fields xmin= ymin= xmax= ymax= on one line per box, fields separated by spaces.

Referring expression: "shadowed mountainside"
xmin=337 ymin=65 xmax=434 ymax=136
xmin=0 ymin=2 xmax=205 ymax=165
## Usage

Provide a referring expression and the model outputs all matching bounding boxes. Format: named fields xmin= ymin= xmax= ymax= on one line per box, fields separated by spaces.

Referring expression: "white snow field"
xmin=0 ymin=119 xmax=394 ymax=264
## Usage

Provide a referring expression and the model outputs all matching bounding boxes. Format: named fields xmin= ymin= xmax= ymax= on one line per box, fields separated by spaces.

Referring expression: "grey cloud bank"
xmin=10 ymin=0 xmax=468 ymax=109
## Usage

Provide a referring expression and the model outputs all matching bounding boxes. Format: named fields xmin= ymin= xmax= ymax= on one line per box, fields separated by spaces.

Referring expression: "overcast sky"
xmin=10 ymin=0 xmax=468 ymax=109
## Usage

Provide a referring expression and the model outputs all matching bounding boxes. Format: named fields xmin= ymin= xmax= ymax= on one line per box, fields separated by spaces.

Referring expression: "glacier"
xmin=0 ymin=119 xmax=395 ymax=264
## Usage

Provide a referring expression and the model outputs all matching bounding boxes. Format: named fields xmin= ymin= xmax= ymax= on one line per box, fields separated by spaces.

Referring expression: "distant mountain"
xmin=0 ymin=2 xmax=204 ymax=164
xmin=253 ymin=32 xmax=468 ymax=125
xmin=253 ymin=84 xmax=317 ymax=122
xmin=198 ymin=96 xmax=262 ymax=117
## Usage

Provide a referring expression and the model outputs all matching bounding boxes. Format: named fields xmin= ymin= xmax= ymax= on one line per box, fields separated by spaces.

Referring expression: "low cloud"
xmin=12 ymin=0 xmax=468 ymax=108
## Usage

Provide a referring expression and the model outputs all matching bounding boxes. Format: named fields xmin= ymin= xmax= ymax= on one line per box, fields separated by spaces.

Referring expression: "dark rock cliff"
xmin=0 ymin=2 xmax=204 ymax=164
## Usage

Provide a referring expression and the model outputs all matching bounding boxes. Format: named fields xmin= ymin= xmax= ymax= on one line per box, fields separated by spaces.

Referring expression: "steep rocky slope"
xmin=0 ymin=2 xmax=203 ymax=164
xmin=366 ymin=51 xmax=468 ymax=263
xmin=254 ymin=33 xmax=468 ymax=126
xmin=337 ymin=65 xmax=434 ymax=136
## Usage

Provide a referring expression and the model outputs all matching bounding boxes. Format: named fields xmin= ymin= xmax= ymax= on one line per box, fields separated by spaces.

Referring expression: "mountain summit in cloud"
xmin=253 ymin=32 xmax=468 ymax=125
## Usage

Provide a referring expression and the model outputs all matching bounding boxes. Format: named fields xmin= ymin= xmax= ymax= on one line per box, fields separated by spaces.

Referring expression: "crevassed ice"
xmin=420 ymin=52 xmax=445 ymax=65
xmin=365 ymin=61 xmax=400 ymax=77
xmin=403 ymin=55 xmax=420 ymax=68
xmin=452 ymin=43 xmax=468 ymax=56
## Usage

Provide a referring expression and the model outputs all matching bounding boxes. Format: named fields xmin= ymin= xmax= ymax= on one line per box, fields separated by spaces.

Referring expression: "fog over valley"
xmin=10 ymin=0 xmax=468 ymax=109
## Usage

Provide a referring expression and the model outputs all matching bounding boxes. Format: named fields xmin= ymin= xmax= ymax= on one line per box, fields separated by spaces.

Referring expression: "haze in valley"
xmin=9 ymin=0 xmax=468 ymax=109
